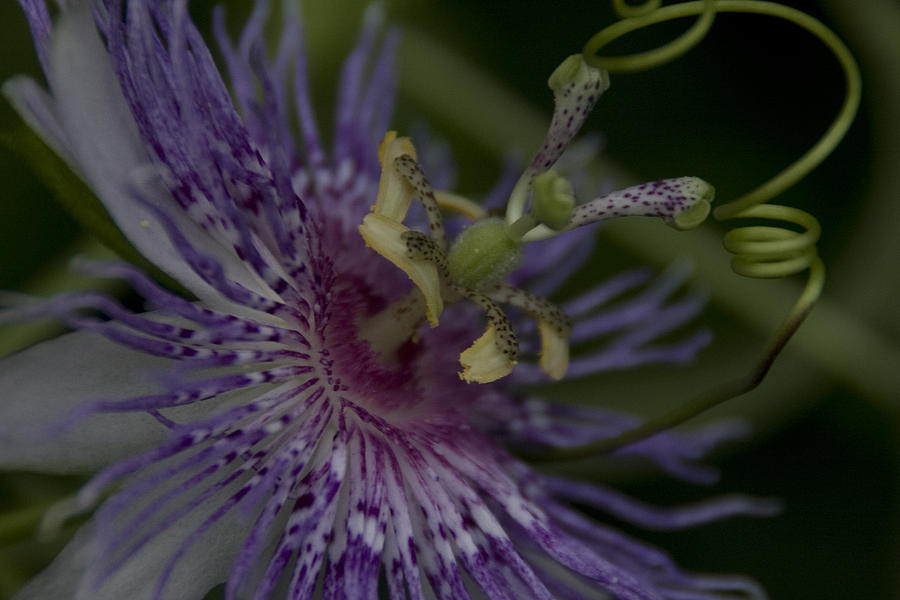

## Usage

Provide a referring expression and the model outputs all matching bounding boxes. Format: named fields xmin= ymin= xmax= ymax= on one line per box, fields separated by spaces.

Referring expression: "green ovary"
xmin=447 ymin=218 xmax=522 ymax=291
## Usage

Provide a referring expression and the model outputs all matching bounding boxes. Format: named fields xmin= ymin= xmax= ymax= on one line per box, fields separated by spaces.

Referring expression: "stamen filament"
xmin=394 ymin=154 xmax=447 ymax=249
xmin=454 ymin=286 xmax=518 ymax=383
xmin=487 ymin=283 xmax=572 ymax=380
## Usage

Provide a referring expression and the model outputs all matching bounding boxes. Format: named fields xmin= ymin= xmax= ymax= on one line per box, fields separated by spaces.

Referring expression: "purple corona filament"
xmin=1 ymin=2 xmax=775 ymax=599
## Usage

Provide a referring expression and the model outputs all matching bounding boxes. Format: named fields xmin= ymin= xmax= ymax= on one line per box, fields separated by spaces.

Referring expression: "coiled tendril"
xmin=538 ymin=0 xmax=861 ymax=460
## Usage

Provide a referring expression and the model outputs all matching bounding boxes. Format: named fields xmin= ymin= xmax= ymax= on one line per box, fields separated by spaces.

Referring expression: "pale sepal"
xmin=44 ymin=5 xmax=272 ymax=314
xmin=13 ymin=471 xmax=271 ymax=600
xmin=0 ymin=329 xmax=241 ymax=473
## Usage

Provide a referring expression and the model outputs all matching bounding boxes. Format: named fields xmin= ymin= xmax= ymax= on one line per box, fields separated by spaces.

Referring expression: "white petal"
xmin=0 ymin=330 xmax=174 ymax=473
xmin=14 ymin=478 xmax=266 ymax=600
xmin=13 ymin=527 xmax=93 ymax=600
xmin=0 ymin=325 xmax=270 ymax=474
xmin=2 ymin=76 xmax=74 ymax=164
xmin=82 ymin=483 xmax=258 ymax=600
xmin=45 ymin=5 xmax=273 ymax=313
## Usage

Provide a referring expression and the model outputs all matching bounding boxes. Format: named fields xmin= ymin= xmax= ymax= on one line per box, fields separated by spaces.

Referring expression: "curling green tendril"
xmin=531 ymin=0 xmax=861 ymax=461
xmin=611 ymin=0 xmax=662 ymax=19
xmin=584 ymin=0 xmax=717 ymax=73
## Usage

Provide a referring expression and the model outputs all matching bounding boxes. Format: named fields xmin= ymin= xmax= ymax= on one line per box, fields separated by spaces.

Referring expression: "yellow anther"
xmin=361 ymin=133 xmax=445 ymax=326
xmin=358 ymin=213 xmax=443 ymax=326
xmin=373 ymin=131 xmax=418 ymax=222
xmin=458 ymin=324 xmax=517 ymax=383
xmin=537 ymin=319 xmax=569 ymax=380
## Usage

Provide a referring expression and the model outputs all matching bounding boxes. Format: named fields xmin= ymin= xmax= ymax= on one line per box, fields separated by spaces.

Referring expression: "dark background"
xmin=1 ymin=1 xmax=897 ymax=598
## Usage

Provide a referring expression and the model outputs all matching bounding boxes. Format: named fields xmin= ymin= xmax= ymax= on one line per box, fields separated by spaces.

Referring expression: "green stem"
xmin=527 ymin=258 xmax=824 ymax=461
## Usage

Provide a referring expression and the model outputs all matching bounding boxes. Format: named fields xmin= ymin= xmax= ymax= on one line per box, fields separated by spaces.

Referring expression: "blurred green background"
xmin=1 ymin=0 xmax=898 ymax=598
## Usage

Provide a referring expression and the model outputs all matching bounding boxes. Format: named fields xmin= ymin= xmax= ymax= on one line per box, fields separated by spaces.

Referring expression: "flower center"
xmin=357 ymin=55 xmax=715 ymax=385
